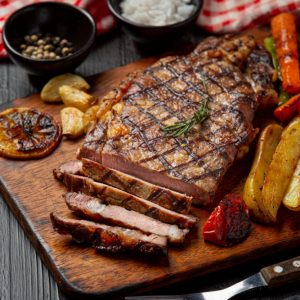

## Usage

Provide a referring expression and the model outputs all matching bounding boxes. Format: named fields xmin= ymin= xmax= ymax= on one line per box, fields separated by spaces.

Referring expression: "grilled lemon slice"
xmin=0 ymin=107 xmax=62 ymax=159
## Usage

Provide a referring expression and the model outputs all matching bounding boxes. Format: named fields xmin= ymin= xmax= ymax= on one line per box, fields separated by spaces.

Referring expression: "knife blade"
xmin=126 ymin=256 xmax=300 ymax=300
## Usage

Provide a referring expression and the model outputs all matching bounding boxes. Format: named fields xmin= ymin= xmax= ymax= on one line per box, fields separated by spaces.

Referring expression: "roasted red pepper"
xmin=202 ymin=194 xmax=251 ymax=247
xmin=274 ymin=93 xmax=300 ymax=122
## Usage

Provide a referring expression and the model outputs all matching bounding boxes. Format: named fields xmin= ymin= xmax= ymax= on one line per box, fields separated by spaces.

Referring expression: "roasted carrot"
xmin=271 ymin=13 xmax=300 ymax=94
xmin=274 ymin=93 xmax=300 ymax=122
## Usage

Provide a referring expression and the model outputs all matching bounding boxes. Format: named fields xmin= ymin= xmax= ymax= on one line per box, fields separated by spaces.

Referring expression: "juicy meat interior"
xmin=50 ymin=212 xmax=167 ymax=255
xmin=78 ymin=35 xmax=276 ymax=205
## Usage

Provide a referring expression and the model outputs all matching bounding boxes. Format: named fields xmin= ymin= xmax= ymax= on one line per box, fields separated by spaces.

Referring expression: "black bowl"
xmin=107 ymin=0 xmax=203 ymax=43
xmin=2 ymin=2 xmax=96 ymax=76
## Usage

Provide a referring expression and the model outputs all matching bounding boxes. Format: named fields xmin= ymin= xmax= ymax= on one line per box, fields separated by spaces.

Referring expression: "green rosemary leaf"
xmin=162 ymin=71 xmax=211 ymax=137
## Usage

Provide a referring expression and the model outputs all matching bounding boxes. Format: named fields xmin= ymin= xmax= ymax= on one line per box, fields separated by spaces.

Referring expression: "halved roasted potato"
xmin=41 ymin=73 xmax=90 ymax=103
xmin=262 ymin=116 xmax=300 ymax=222
xmin=82 ymin=105 xmax=99 ymax=133
xmin=59 ymin=85 xmax=95 ymax=112
xmin=0 ymin=107 xmax=61 ymax=159
xmin=243 ymin=124 xmax=283 ymax=223
xmin=60 ymin=107 xmax=85 ymax=139
xmin=283 ymin=158 xmax=300 ymax=211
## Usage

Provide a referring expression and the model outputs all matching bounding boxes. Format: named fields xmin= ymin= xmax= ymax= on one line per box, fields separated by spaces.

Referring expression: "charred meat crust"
xmin=64 ymin=192 xmax=189 ymax=244
xmin=81 ymin=158 xmax=192 ymax=214
xmin=78 ymin=35 xmax=264 ymax=205
xmin=53 ymin=160 xmax=83 ymax=181
xmin=50 ymin=212 xmax=167 ymax=255
xmin=61 ymin=172 xmax=197 ymax=229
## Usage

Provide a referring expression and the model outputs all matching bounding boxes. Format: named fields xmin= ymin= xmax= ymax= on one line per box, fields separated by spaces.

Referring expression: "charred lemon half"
xmin=0 ymin=107 xmax=62 ymax=159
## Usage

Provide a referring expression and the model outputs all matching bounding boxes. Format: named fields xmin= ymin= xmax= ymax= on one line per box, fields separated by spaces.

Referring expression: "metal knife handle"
xmin=260 ymin=256 xmax=300 ymax=288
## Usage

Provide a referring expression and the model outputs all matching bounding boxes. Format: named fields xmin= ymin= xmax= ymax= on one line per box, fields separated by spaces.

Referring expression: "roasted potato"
xmin=83 ymin=105 xmax=99 ymax=133
xmin=262 ymin=116 xmax=300 ymax=222
xmin=41 ymin=73 xmax=90 ymax=103
xmin=243 ymin=124 xmax=283 ymax=223
xmin=60 ymin=107 xmax=85 ymax=139
xmin=283 ymin=158 xmax=300 ymax=211
xmin=59 ymin=85 xmax=95 ymax=112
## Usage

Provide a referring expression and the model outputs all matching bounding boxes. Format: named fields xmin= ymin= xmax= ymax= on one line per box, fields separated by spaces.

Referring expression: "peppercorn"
xmin=18 ymin=33 xmax=75 ymax=60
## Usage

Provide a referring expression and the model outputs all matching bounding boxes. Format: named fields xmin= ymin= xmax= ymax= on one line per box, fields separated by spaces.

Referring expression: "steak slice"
xmin=53 ymin=160 xmax=82 ymax=181
xmin=78 ymin=35 xmax=260 ymax=205
xmin=50 ymin=212 xmax=167 ymax=255
xmin=62 ymin=172 xmax=197 ymax=229
xmin=81 ymin=158 xmax=192 ymax=214
xmin=64 ymin=192 xmax=189 ymax=244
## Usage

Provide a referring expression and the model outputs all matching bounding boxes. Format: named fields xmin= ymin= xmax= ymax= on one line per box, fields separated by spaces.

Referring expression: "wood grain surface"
xmin=1 ymin=42 xmax=300 ymax=298
xmin=1 ymin=28 xmax=300 ymax=300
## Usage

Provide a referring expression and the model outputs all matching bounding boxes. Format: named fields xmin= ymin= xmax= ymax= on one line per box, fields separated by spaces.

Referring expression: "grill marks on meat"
xmin=64 ymin=192 xmax=189 ymax=244
xmin=81 ymin=158 xmax=192 ymax=214
xmin=51 ymin=212 xmax=167 ymax=255
xmin=79 ymin=35 xmax=259 ymax=205
xmin=62 ymin=172 xmax=197 ymax=229
xmin=244 ymin=47 xmax=278 ymax=109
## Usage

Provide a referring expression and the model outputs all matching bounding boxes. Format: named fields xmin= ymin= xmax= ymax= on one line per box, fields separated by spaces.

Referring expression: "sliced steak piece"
xmin=62 ymin=173 xmax=197 ymax=229
xmin=53 ymin=160 xmax=82 ymax=181
xmin=64 ymin=192 xmax=189 ymax=244
xmin=78 ymin=35 xmax=261 ymax=205
xmin=50 ymin=212 xmax=167 ymax=255
xmin=81 ymin=158 xmax=192 ymax=214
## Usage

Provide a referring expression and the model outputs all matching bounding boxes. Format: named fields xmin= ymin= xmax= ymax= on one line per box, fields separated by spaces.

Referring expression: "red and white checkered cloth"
xmin=1 ymin=0 xmax=300 ymax=59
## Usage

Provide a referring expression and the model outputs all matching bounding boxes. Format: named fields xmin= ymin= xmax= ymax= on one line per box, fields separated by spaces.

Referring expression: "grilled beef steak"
xmin=78 ymin=35 xmax=276 ymax=205
xmin=50 ymin=212 xmax=167 ymax=255
xmin=53 ymin=160 xmax=82 ymax=181
xmin=62 ymin=172 xmax=197 ymax=228
xmin=81 ymin=158 xmax=192 ymax=214
xmin=64 ymin=192 xmax=189 ymax=244
xmin=244 ymin=47 xmax=277 ymax=109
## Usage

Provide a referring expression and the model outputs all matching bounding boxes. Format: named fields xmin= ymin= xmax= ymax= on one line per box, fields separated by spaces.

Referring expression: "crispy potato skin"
xmin=41 ymin=73 xmax=90 ymax=103
xmin=283 ymin=158 xmax=300 ymax=211
xmin=60 ymin=107 xmax=85 ymax=139
xmin=83 ymin=105 xmax=100 ymax=133
xmin=59 ymin=85 xmax=94 ymax=112
xmin=243 ymin=124 xmax=283 ymax=223
xmin=262 ymin=116 xmax=300 ymax=222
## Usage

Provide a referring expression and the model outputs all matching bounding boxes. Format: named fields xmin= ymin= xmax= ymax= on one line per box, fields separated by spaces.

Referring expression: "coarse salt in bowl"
xmin=120 ymin=0 xmax=196 ymax=26
xmin=107 ymin=0 xmax=203 ymax=43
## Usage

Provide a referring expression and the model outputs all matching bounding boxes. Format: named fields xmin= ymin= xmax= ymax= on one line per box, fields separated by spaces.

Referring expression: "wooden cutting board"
xmin=1 ymin=31 xmax=300 ymax=299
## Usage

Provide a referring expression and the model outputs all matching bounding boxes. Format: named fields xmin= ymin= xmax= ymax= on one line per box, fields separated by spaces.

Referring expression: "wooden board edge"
xmin=0 ymin=176 xmax=94 ymax=298
xmin=1 ymin=168 xmax=300 ymax=298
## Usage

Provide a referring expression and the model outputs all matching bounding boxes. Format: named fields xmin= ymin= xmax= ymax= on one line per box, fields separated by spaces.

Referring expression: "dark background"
xmin=0 ymin=27 xmax=300 ymax=300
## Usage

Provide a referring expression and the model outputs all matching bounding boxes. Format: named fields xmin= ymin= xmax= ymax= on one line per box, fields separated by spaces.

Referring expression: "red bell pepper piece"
xmin=202 ymin=194 xmax=251 ymax=247
xmin=274 ymin=93 xmax=300 ymax=122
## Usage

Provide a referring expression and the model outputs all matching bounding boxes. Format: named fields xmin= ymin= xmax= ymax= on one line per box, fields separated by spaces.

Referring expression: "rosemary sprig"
xmin=162 ymin=72 xmax=210 ymax=137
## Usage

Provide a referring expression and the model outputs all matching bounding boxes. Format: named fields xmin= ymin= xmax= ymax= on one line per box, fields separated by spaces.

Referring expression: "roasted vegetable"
xmin=283 ymin=158 xmax=300 ymax=211
xmin=274 ymin=93 xmax=300 ymax=122
xmin=243 ymin=124 xmax=283 ymax=223
xmin=264 ymin=37 xmax=281 ymax=80
xmin=262 ymin=116 xmax=300 ymax=222
xmin=59 ymin=85 xmax=95 ymax=112
xmin=271 ymin=13 xmax=300 ymax=94
xmin=82 ymin=105 xmax=99 ymax=133
xmin=202 ymin=194 xmax=251 ymax=247
xmin=278 ymin=87 xmax=291 ymax=105
xmin=60 ymin=107 xmax=85 ymax=139
xmin=41 ymin=73 xmax=90 ymax=103
xmin=0 ymin=107 xmax=61 ymax=159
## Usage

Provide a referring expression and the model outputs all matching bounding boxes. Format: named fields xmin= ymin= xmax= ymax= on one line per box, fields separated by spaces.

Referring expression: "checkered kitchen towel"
xmin=1 ymin=0 xmax=300 ymax=58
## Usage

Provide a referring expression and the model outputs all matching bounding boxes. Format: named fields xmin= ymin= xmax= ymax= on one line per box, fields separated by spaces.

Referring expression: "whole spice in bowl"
xmin=20 ymin=33 xmax=74 ymax=60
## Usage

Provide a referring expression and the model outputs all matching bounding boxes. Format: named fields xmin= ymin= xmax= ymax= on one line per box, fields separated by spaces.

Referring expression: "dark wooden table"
xmin=0 ymin=28 xmax=300 ymax=300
